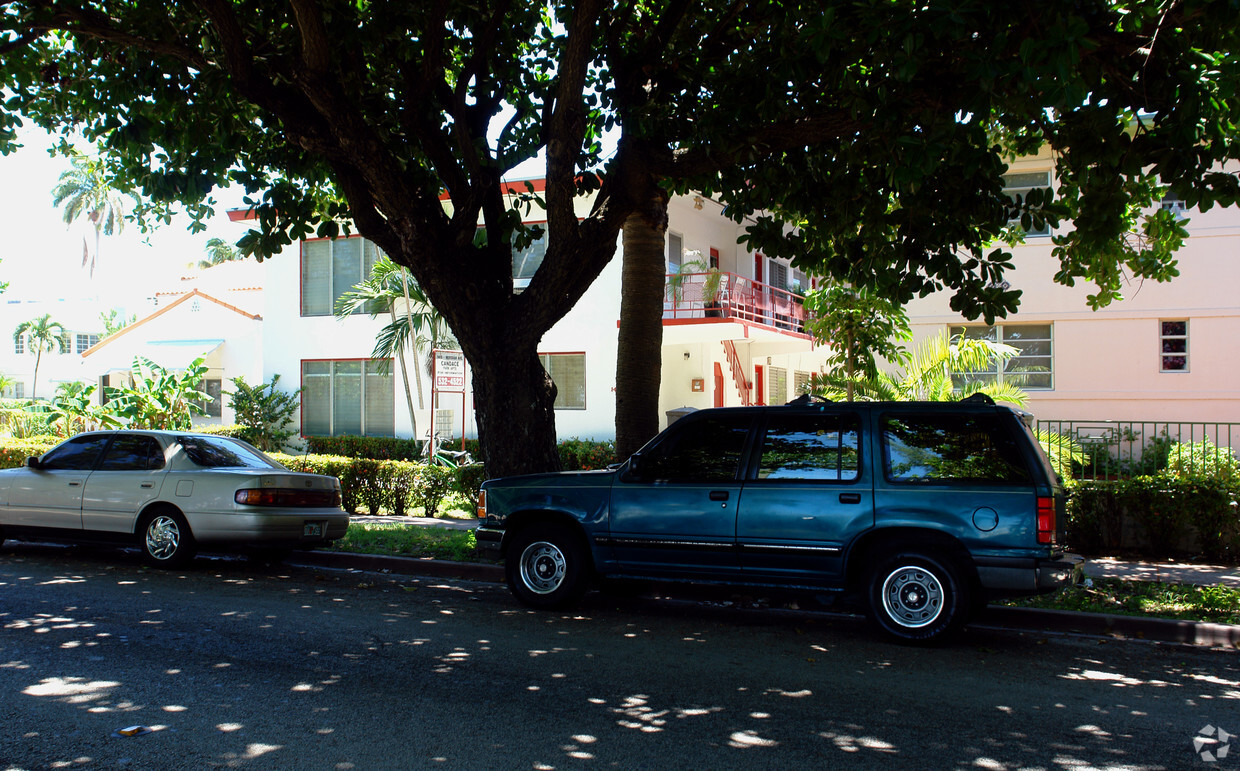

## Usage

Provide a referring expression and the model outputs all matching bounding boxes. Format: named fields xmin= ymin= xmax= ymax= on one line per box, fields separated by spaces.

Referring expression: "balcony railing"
xmin=663 ymin=271 xmax=808 ymax=336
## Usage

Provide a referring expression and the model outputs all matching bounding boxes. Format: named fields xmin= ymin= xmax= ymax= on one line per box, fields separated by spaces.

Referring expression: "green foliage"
xmin=50 ymin=151 xmax=136 ymax=276
xmin=0 ymin=400 xmax=53 ymax=438
xmin=49 ymin=381 xmax=120 ymax=436
xmin=454 ymin=463 xmax=488 ymax=510
xmin=1164 ymin=439 xmax=1240 ymax=480
xmin=803 ymin=284 xmax=912 ymax=399
xmin=99 ymin=308 xmax=137 ymax=338
xmin=557 ymin=438 xmax=618 ymax=471
xmin=1035 ymin=428 xmax=1087 ymax=480
xmin=0 ymin=436 xmax=59 ymax=468
xmin=411 ymin=465 xmax=456 ymax=519
xmin=194 ymin=423 xmax=251 ymax=439
xmin=1067 ymin=477 xmax=1239 ymax=560
xmin=328 ymin=524 xmax=482 ymax=563
xmin=13 ymin=314 xmax=68 ymax=399
xmin=305 ymin=435 xmax=422 ymax=461
xmin=224 ymin=374 xmax=301 ymax=451
xmin=1006 ymin=577 xmax=1240 ymax=625
xmin=4 ymin=0 xmax=1237 ymax=479
xmin=810 ymin=331 xmax=1028 ymax=405
xmin=105 ymin=356 xmax=208 ymax=430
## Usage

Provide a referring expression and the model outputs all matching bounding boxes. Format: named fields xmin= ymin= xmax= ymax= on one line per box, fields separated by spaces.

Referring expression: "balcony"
xmin=663 ymin=271 xmax=810 ymax=340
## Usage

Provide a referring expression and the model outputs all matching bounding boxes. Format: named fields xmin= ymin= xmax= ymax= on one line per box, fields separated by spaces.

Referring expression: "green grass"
xmin=1004 ymin=577 xmax=1240 ymax=625
xmin=327 ymin=522 xmax=489 ymax=563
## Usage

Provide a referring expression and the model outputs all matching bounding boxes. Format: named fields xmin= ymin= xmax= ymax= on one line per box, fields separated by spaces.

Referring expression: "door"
xmin=6 ymin=434 xmax=113 ymax=530
xmin=609 ymin=412 xmax=754 ymax=578
xmin=82 ymin=433 xmax=169 ymax=533
xmin=737 ymin=412 xmax=873 ymax=583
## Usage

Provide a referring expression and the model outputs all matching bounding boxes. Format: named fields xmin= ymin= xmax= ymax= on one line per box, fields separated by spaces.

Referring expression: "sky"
xmin=0 ymin=124 xmax=250 ymax=314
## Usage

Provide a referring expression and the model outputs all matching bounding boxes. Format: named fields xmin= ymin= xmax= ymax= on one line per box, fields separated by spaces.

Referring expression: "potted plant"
xmin=679 ymin=256 xmax=725 ymax=317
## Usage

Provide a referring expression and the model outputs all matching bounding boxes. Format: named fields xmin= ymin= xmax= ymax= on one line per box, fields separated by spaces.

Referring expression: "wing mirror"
xmin=25 ymin=456 xmax=42 ymax=470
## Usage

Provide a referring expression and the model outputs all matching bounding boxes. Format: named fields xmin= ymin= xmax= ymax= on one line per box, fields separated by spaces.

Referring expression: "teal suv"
xmin=476 ymin=396 xmax=1083 ymax=643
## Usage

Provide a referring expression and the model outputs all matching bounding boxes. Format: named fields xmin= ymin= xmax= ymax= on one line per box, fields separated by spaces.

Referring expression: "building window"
xmin=667 ymin=232 xmax=683 ymax=273
xmin=1160 ymin=196 xmax=1188 ymax=221
xmin=301 ymin=360 xmax=395 ymax=436
xmin=2 ymin=382 xmax=24 ymax=399
xmin=794 ymin=370 xmax=812 ymax=396
xmin=300 ymin=236 xmax=382 ymax=317
xmin=1160 ymin=320 xmax=1188 ymax=372
xmin=769 ymin=366 xmax=788 ymax=405
xmin=1002 ymin=171 xmax=1053 ymax=237
xmin=195 ymin=378 xmax=223 ymax=418
xmin=950 ymin=324 xmax=1053 ymax=390
xmin=14 ymin=335 xmax=23 ymax=355
xmin=75 ymin=334 xmax=99 ymax=354
xmin=539 ymin=352 xmax=586 ymax=410
xmin=512 ymin=231 xmax=547 ymax=287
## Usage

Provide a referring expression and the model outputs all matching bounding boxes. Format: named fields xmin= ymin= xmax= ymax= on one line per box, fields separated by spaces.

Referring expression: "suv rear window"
xmin=881 ymin=412 xmax=1032 ymax=485
xmin=757 ymin=414 xmax=860 ymax=481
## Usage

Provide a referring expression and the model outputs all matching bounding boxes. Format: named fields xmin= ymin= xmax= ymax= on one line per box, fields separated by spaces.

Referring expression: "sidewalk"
xmin=329 ymin=514 xmax=1240 ymax=647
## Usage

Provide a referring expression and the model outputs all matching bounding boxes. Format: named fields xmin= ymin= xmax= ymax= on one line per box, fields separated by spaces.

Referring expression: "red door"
xmin=713 ymin=362 xmax=724 ymax=408
xmin=754 ymin=364 xmax=765 ymax=405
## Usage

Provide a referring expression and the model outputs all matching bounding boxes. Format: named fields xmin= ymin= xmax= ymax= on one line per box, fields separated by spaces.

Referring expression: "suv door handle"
xmin=709 ymin=490 xmax=730 ymax=501
xmin=839 ymin=493 xmax=862 ymax=504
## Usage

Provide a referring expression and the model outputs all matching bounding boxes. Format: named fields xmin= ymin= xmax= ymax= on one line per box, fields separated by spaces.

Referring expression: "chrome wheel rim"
xmin=881 ymin=565 xmax=944 ymax=628
xmin=518 ymin=540 xmax=566 ymax=595
xmin=145 ymin=515 xmax=181 ymax=561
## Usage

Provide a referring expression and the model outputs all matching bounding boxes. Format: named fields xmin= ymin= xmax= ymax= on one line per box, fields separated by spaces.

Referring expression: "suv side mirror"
xmin=625 ymin=452 xmax=647 ymax=480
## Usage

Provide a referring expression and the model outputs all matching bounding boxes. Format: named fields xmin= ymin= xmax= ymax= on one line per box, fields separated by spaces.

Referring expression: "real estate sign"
xmin=433 ymin=350 xmax=466 ymax=392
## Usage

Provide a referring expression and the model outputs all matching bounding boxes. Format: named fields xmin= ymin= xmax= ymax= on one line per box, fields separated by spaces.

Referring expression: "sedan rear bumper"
xmin=187 ymin=509 xmax=351 ymax=545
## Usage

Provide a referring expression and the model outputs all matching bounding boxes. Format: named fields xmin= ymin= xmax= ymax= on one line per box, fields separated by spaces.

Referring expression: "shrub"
xmin=305 ymin=435 xmax=422 ymax=461
xmin=411 ymin=465 xmax=456 ymax=518
xmin=558 ymin=437 xmax=617 ymax=470
xmin=1164 ymin=439 xmax=1240 ymax=480
xmin=196 ymin=423 xmax=251 ymax=439
xmin=225 ymin=374 xmax=301 ymax=451
xmin=0 ymin=436 xmax=59 ymax=468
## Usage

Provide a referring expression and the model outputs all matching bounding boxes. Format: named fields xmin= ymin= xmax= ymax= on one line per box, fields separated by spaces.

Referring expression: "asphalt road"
xmin=1 ymin=544 xmax=1238 ymax=770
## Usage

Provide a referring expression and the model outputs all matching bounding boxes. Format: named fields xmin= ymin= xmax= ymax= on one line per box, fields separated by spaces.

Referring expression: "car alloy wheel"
xmin=145 ymin=514 xmax=182 ymax=561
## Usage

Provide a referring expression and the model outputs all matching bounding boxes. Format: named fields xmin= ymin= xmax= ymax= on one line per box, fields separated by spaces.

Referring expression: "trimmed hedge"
xmin=304 ymin=435 xmax=422 ymax=461
xmin=1068 ymin=477 xmax=1240 ymax=560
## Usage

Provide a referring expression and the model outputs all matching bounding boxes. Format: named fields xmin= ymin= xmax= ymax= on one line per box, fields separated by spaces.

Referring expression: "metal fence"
xmin=1035 ymin=419 xmax=1240 ymax=481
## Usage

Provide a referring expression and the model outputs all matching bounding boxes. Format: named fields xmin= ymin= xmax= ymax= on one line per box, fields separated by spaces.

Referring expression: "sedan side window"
xmin=640 ymin=415 xmax=751 ymax=483
xmin=758 ymin=414 xmax=861 ymax=481
xmin=97 ymin=435 xmax=166 ymax=471
xmin=39 ymin=435 xmax=113 ymax=471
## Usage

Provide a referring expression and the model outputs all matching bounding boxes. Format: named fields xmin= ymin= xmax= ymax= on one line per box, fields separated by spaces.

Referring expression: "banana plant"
xmin=105 ymin=356 xmax=210 ymax=430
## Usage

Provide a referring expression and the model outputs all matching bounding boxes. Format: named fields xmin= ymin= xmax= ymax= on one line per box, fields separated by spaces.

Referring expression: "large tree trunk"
xmin=468 ymin=341 xmax=561 ymax=476
xmin=614 ymin=186 xmax=670 ymax=460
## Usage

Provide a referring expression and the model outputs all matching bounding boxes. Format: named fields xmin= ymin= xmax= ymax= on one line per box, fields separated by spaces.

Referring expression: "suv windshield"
xmin=176 ymin=435 xmax=277 ymax=469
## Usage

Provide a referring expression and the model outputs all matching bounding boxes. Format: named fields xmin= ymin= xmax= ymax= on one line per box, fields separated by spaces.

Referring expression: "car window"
xmin=40 ymin=434 xmax=112 ymax=471
xmin=757 ymin=414 xmax=861 ymax=481
xmin=176 ymin=435 xmax=277 ymax=469
xmin=97 ymin=435 xmax=166 ymax=471
xmin=882 ymin=412 xmax=1032 ymax=485
xmin=640 ymin=414 xmax=751 ymax=483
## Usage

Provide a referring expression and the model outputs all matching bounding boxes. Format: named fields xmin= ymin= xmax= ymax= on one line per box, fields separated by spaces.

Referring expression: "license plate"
xmin=303 ymin=522 xmax=324 ymax=537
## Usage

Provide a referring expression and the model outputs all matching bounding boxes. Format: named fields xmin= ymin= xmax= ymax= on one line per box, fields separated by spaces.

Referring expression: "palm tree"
xmin=14 ymin=314 xmax=69 ymax=400
xmin=810 ymin=331 xmax=1029 ymax=405
xmin=194 ymin=237 xmax=242 ymax=269
xmin=51 ymin=152 xmax=134 ymax=276
xmin=335 ymin=257 xmax=459 ymax=439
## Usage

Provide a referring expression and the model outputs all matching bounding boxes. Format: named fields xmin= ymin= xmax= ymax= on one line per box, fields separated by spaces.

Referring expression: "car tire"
xmin=139 ymin=508 xmax=197 ymax=568
xmin=506 ymin=523 xmax=591 ymax=610
xmin=866 ymin=550 xmax=968 ymax=645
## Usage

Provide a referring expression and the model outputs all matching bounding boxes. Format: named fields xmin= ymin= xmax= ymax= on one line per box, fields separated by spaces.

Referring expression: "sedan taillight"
xmin=1036 ymin=496 xmax=1056 ymax=544
xmin=235 ymin=488 xmax=342 ymax=508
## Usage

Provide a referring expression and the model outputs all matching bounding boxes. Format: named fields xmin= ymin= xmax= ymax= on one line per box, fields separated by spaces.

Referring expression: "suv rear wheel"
xmin=506 ymin=524 xmax=590 ymax=609
xmin=866 ymin=550 xmax=968 ymax=644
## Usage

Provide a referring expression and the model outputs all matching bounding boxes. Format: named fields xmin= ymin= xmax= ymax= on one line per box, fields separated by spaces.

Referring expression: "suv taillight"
xmin=477 ymin=489 xmax=487 ymax=519
xmin=1036 ymin=496 xmax=1056 ymax=544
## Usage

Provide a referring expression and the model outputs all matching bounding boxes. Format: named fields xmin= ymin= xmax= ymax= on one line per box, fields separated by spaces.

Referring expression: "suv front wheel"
xmin=506 ymin=524 xmax=590 ymax=609
xmin=866 ymin=550 xmax=968 ymax=644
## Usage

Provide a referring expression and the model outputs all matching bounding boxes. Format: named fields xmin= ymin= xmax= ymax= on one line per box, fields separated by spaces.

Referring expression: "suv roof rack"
xmin=786 ymin=393 xmax=831 ymax=406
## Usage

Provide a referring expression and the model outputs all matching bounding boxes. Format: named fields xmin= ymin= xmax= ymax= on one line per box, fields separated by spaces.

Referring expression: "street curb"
xmin=291 ymin=550 xmax=1240 ymax=648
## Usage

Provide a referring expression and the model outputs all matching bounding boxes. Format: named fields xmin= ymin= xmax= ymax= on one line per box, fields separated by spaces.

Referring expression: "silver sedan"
xmin=0 ymin=430 xmax=349 ymax=567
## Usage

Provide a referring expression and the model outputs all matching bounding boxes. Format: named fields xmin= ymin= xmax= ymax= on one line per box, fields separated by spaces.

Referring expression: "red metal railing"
xmin=721 ymin=339 xmax=752 ymax=405
xmin=663 ymin=271 xmax=808 ymax=335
